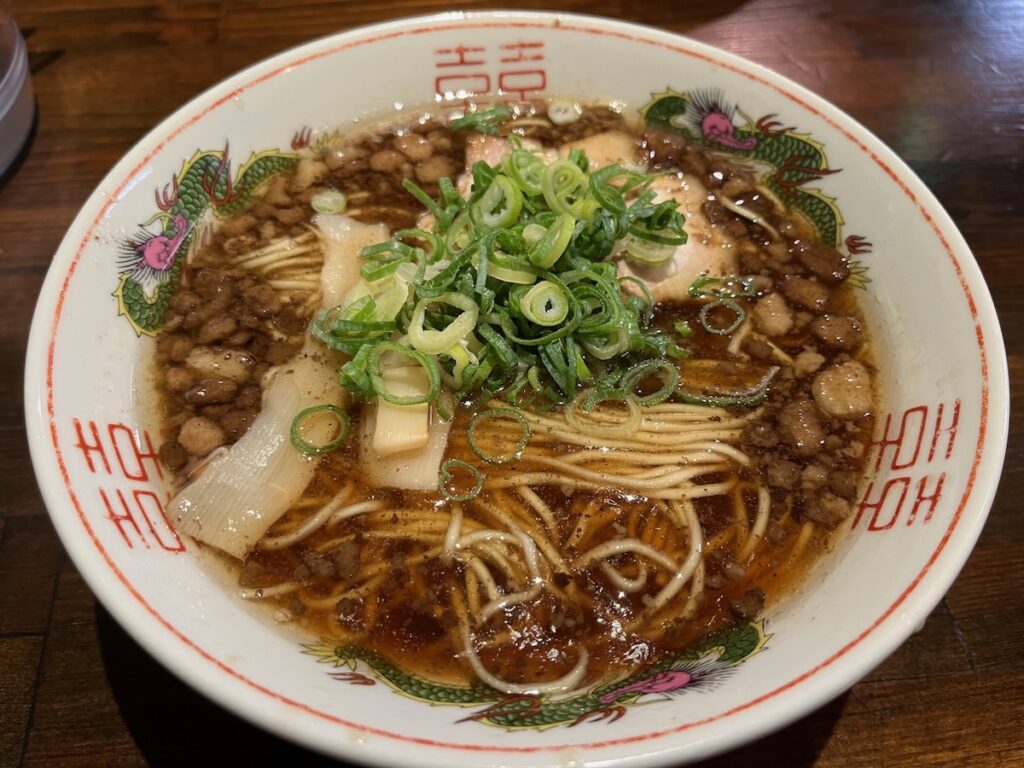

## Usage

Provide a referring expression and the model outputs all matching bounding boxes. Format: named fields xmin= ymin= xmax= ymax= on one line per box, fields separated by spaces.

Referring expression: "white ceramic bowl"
xmin=25 ymin=11 xmax=1008 ymax=767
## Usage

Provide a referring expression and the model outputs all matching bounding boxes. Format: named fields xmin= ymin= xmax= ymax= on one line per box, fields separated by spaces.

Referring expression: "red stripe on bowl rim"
xmin=40 ymin=15 xmax=994 ymax=759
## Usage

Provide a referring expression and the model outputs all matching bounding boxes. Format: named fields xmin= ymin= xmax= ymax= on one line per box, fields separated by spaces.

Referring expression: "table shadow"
xmin=96 ymin=605 xmax=349 ymax=767
xmin=98 ymin=604 xmax=845 ymax=767
xmin=690 ymin=694 xmax=846 ymax=767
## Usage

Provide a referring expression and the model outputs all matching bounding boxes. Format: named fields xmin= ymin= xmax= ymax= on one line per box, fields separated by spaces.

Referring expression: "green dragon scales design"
xmin=113 ymin=143 xmax=299 ymax=335
xmin=641 ymin=88 xmax=871 ymax=287
xmin=303 ymin=621 xmax=767 ymax=730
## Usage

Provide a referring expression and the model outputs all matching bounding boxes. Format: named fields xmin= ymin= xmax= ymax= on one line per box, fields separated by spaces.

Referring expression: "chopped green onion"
xmin=408 ymin=292 xmax=479 ymax=355
xmin=450 ymin=106 xmax=511 ymax=135
xmin=439 ymin=459 xmax=484 ymax=501
xmin=443 ymin=341 xmax=476 ymax=389
xmin=488 ymin=255 xmax=538 ymax=284
xmin=520 ymin=280 xmax=570 ymax=326
xmin=368 ymin=343 xmax=441 ymax=405
xmin=310 ymin=188 xmax=347 ymax=215
xmin=620 ymin=359 xmax=680 ymax=406
xmin=547 ymin=99 xmax=582 ymax=126
xmin=527 ymin=214 xmax=575 ymax=268
xmin=582 ymin=328 xmax=629 ymax=360
xmin=667 ymin=343 xmax=692 ymax=360
xmin=542 ymin=159 xmax=589 ymax=218
xmin=688 ymin=275 xmax=760 ymax=299
xmin=468 ymin=408 xmax=532 ymax=464
xmin=402 ymin=178 xmax=443 ymax=218
xmin=289 ymin=404 xmax=350 ymax=456
xmin=312 ymin=128 xmax=691 ymax=407
xmin=359 ymin=240 xmax=421 ymax=282
xmin=474 ymin=175 xmax=522 ymax=229
xmin=502 ymin=148 xmax=545 ymax=196
xmin=311 ymin=300 xmax=395 ymax=356
xmin=618 ymin=275 xmax=654 ymax=320
xmin=622 ymin=234 xmax=675 ymax=265
xmin=676 ymin=390 xmax=766 ymax=408
xmin=435 ymin=389 xmax=456 ymax=422
xmin=477 ymin=323 xmax=517 ymax=370
xmin=699 ymin=299 xmax=746 ymax=335
xmin=396 ymin=228 xmax=445 ymax=264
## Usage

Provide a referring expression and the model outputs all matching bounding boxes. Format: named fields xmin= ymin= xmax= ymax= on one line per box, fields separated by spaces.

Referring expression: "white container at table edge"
xmin=0 ymin=18 xmax=33 ymax=175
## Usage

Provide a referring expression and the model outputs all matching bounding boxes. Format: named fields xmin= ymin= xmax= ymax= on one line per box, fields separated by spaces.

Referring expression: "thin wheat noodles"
xmin=258 ymin=483 xmax=355 ymax=550
xmin=458 ymin=622 xmax=590 ymax=696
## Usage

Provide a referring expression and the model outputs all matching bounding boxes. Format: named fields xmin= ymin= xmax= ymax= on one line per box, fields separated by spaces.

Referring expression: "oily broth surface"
xmin=154 ymin=101 xmax=875 ymax=688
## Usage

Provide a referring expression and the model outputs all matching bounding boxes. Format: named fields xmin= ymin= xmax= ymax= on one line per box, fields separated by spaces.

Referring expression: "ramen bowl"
xmin=25 ymin=11 xmax=1008 ymax=767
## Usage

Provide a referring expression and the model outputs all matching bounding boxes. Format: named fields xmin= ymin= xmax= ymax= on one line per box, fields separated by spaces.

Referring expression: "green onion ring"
xmin=541 ymin=159 xmax=588 ymax=217
xmin=408 ymin=292 xmax=479 ymax=355
xmin=589 ymin=165 xmax=629 ymax=214
xmin=289 ymin=404 xmax=350 ymax=456
xmin=520 ymin=280 xmax=570 ymax=326
xmin=310 ymin=188 xmax=347 ymax=215
xmin=688 ymin=274 xmax=760 ymax=299
xmin=527 ymin=213 xmax=575 ymax=268
xmin=620 ymin=359 xmax=681 ymax=406
xmin=502 ymin=149 xmax=544 ymax=196
xmin=439 ymin=459 xmax=484 ymax=502
xmin=368 ymin=342 xmax=441 ymax=405
xmin=699 ymin=299 xmax=746 ymax=336
xmin=618 ymin=275 xmax=654 ymax=315
xmin=497 ymin=307 xmax=580 ymax=348
xmin=468 ymin=408 xmax=533 ymax=464
xmin=395 ymin=228 xmax=445 ymax=264
xmin=474 ymin=175 xmax=523 ymax=229
xmin=623 ymin=234 xmax=676 ymax=266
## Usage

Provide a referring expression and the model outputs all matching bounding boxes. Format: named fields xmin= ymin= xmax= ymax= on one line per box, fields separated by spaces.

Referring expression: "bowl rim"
xmin=24 ymin=9 xmax=1010 ymax=767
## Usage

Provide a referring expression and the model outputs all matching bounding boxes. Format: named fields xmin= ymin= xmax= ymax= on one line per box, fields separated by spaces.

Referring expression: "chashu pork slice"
xmin=558 ymin=130 xmax=735 ymax=302
xmin=617 ymin=173 xmax=737 ymax=303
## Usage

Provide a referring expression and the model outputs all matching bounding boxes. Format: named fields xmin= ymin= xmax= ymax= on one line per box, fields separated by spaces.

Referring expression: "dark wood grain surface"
xmin=1 ymin=1 xmax=1021 ymax=766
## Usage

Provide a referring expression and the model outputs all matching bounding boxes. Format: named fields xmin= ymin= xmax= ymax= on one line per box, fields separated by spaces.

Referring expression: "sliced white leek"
xmin=314 ymin=213 xmax=390 ymax=308
xmin=169 ymin=342 xmax=342 ymax=559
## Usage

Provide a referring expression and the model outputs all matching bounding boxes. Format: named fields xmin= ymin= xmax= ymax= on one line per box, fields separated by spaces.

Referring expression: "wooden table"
xmin=1 ymin=1 xmax=1021 ymax=766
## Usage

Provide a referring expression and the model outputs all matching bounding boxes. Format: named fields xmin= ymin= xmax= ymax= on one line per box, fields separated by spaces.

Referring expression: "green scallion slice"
xmin=290 ymin=404 xmax=350 ymax=456
xmin=439 ymin=459 xmax=484 ymax=502
xmin=368 ymin=343 xmax=441 ymax=405
xmin=450 ymin=106 xmax=511 ymax=135
xmin=311 ymin=188 xmax=347 ymax=215
xmin=699 ymin=299 xmax=746 ymax=336
xmin=468 ymin=408 xmax=532 ymax=464
xmin=620 ymin=359 xmax=681 ymax=406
